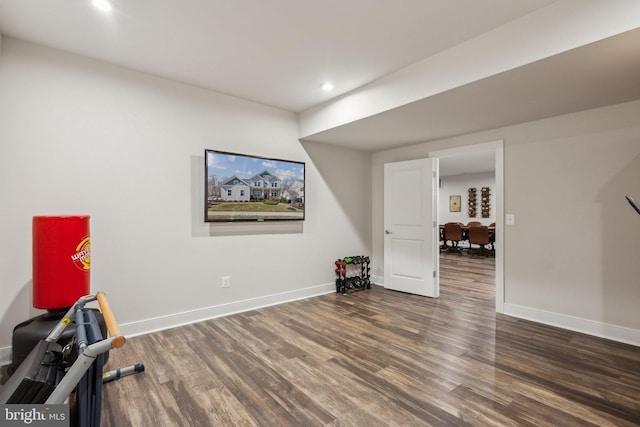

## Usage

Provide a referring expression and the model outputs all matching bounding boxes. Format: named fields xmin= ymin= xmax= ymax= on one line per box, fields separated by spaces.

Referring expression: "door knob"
xmin=385 ymin=230 xmax=392 ymax=234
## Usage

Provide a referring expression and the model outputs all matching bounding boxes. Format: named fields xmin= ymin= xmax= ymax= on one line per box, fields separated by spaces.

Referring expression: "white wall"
xmin=372 ymin=100 xmax=640 ymax=345
xmin=0 ymin=38 xmax=371 ymax=363
xmin=438 ymin=172 xmax=495 ymax=226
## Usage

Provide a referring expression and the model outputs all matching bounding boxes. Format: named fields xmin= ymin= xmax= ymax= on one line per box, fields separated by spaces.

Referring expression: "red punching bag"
xmin=32 ymin=215 xmax=91 ymax=310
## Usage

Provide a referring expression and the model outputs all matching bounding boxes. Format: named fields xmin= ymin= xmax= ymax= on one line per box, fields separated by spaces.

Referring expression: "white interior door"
xmin=383 ymin=158 xmax=439 ymax=297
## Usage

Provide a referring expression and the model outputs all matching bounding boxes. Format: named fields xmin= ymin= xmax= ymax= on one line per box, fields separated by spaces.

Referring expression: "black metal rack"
xmin=335 ymin=256 xmax=371 ymax=294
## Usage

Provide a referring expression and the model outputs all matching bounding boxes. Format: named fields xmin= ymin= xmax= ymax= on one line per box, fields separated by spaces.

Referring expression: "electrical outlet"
xmin=221 ymin=276 xmax=231 ymax=288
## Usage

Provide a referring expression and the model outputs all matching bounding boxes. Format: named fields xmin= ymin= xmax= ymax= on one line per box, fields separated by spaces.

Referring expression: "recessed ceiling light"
xmin=92 ymin=0 xmax=113 ymax=12
xmin=322 ymin=82 xmax=334 ymax=92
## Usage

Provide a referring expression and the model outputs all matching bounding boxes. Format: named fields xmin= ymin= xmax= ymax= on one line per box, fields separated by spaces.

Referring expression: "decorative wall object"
xmin=449 ymin=195 xmax=461 ymax=212
xmin=481 ymin=187 xmax=491 ymax=218
xmin=467 ymin=187 xmax=477 ymax=217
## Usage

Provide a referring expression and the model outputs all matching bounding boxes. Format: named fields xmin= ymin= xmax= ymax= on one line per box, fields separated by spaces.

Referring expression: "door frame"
xmin=428 ymin=140 xmax=504 ymax=313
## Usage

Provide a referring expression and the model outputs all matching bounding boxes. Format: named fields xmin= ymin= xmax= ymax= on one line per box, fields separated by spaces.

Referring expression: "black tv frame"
xmin=204 ymin=149 xmax=305 ymax=223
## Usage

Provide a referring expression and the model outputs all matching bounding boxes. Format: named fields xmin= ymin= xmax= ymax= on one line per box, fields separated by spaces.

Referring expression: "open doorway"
xmin=429 ymin=141 xmax=504 ymax=313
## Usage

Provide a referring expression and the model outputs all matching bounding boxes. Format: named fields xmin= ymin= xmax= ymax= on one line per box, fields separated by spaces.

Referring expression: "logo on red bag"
xmin=71 ymin=236 xmax=91 ymax=270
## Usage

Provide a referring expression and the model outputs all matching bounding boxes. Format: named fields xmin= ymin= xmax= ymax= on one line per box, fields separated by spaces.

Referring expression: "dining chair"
xmin=443 ymin=222 xmax=463 ymax=254
xmin=468 ymin=225 xmax=493 ymax=256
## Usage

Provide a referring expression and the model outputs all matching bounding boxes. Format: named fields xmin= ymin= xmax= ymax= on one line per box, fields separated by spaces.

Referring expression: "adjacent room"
xmin=1 ymin=1 xmax=640 ymax=425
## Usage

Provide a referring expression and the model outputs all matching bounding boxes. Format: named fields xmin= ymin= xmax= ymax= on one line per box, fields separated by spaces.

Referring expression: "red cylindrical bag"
xmin=32 ymin=215 xmax=91 ymax=310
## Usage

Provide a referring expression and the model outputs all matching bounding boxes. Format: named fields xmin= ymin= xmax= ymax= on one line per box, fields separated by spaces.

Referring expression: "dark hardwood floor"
xmin=99 ymin=253 xmax=640 ymax=426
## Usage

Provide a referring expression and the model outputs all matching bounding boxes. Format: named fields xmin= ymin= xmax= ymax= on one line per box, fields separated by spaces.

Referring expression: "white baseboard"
xmin=503 ymin=303 xmax=640 ymax=347
xmin=372 ymin=275 xmax=383 ymax=286
xmin=0 ymin=282 xmax=335 ymax=367
xmin=119 ymin=282 xmax=335 ymax=338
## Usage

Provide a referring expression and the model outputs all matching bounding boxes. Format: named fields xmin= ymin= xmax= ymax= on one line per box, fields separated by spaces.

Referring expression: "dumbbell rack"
xmin=335 ymin=256 xmax=371 ymax=294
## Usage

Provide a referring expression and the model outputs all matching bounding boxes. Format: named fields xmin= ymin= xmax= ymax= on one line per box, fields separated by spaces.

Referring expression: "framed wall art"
xmin=449 ymin=195 xmax=461 ymax=212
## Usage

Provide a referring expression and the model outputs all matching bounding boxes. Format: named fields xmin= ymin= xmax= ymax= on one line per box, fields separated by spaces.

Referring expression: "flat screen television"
xmin=205 ymin=149 xmax=305 ymax=222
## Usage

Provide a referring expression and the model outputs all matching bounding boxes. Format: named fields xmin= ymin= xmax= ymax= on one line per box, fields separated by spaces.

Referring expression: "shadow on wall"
xmin=599 ymin=152 xmax=640 ymax=333
xmin=300 ymin=141 xmax=371 ymax=248
xmin=191 ymin=154 xmax=208 ymax=238
xmin=1 ymin=280 xmax=43 ymax=358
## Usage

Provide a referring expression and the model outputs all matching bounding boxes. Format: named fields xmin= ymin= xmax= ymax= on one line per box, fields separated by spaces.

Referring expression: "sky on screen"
xmin=207 ymin=151 xmax=304 ymax=181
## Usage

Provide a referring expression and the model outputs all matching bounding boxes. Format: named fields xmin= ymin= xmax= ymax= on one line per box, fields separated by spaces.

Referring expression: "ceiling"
xmin=0 ymin=0 xmax=638 ymax=165
xmin=304 ymin=28 xmax=640 ymax=151
xmin=0 ymin=0 xmax=556 ymax=113
xmin=439 ymin=151 xmax=496 ymax=178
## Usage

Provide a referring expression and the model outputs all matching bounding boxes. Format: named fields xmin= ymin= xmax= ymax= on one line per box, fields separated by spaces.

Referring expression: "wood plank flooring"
xmin=100 ymin=253 xmax=640 ymax=426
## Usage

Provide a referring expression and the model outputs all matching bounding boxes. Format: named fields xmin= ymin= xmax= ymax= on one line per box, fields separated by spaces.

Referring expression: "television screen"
xmin=205 ymin=149 xmax=305 ymax=222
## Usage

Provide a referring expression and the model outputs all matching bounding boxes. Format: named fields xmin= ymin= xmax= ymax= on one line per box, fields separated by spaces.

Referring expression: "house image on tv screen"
xmin=284 ymin=179 xmax=304 ymax=204
xmin=220 ymin=170 xmax=282 ymax=201
xmin=205 ymin=149 xmax=305 ymax=222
